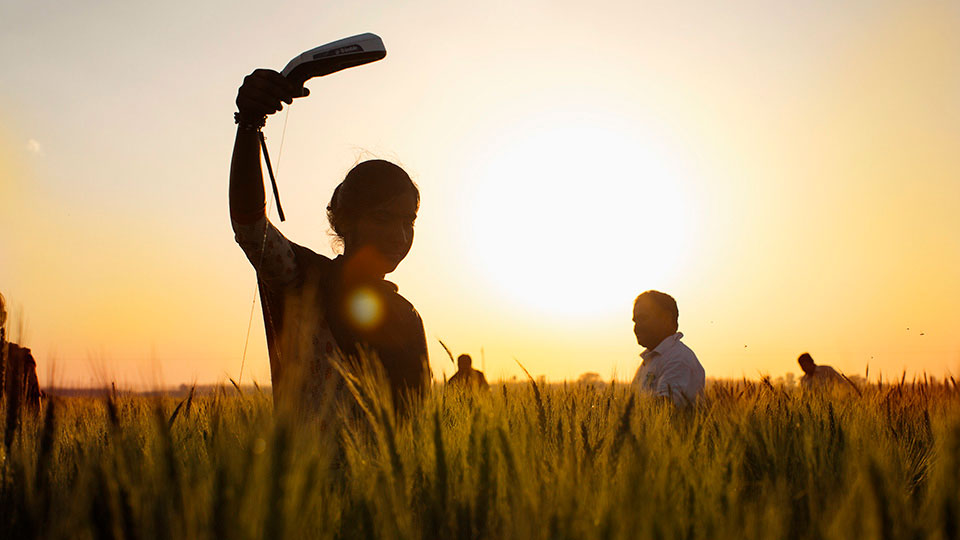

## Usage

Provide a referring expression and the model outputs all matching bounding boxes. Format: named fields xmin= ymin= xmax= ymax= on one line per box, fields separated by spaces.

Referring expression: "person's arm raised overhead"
xmin=229 ymin=69 xmax=308 ymax=223
xmin=229 ymin=70 xmax=309 ymax=287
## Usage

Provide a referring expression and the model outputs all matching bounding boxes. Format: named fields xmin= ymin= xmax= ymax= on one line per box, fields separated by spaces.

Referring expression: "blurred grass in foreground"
xmin=2 ymin=373 xmax=960 ymax=540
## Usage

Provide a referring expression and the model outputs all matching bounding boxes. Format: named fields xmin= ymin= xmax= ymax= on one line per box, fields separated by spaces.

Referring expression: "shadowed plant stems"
xmin=1 ymin=367 xmax=960 ymax=539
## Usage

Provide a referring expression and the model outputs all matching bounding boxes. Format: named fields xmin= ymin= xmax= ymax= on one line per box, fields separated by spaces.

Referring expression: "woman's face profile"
xmin=344 ymin=190 xmax=418 ymax=274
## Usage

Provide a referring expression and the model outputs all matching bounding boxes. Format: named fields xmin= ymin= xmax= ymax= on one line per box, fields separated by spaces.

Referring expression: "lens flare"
xmin=346 ymin=287 xmax=384 ymax=330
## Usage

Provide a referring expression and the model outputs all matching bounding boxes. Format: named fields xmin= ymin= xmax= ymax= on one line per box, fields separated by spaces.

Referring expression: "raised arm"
xmin=229 ymin=69 xmax=309 ymax=223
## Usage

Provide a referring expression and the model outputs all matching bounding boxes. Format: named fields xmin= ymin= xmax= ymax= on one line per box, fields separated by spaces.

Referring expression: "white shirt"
xmin=631 ymin=332 xmax=705 ymax=407
xmin=800 ymin=365 xmax=844 ymax=388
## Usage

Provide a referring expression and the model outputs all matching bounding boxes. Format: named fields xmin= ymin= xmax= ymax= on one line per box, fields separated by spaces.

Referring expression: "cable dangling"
xmin=238 ymin=105 xmax=292 ymax=385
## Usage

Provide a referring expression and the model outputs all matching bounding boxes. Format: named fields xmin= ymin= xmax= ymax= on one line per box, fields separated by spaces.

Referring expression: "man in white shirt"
xmin=630 ymin=290 xmax=705 ymax=407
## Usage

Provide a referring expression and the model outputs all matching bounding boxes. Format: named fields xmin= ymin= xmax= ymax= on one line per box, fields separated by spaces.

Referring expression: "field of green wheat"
xmin=2 ymin=373 xmax=959 ymax=540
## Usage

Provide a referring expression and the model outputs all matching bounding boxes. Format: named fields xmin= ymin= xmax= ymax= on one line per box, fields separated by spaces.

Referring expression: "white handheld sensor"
xmin=281 ymin=33 xmax=387 ymax=86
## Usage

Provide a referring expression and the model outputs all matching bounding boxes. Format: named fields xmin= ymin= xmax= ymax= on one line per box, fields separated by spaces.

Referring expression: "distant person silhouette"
xmin=630 ymin=290 xmax=705 ymax=407
xmin=1 ymin=292 xmax=42 ymax=442
xmin=230 ymin=69 xmax=428 ymax=415
xmin=447 ymin=354 xmax=488 ymax=389
xmin=797 ymin=353 xmax=844 ymax=389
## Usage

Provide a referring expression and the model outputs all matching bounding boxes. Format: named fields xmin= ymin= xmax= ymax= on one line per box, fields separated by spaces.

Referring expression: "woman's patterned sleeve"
xmin=232 ymin=215 xmax=298 ymax=288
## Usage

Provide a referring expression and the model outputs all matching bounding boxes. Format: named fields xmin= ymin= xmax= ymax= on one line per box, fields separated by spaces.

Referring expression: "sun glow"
xmin=461 ymin=115 xmax=698 ymax=320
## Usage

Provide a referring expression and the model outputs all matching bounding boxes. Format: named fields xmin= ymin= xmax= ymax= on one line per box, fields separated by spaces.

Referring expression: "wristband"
xmin=234 ymin=111 xmax=266 ymax=132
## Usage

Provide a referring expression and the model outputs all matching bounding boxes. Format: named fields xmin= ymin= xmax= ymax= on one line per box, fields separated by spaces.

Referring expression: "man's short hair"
xmin=635 ymin=290 xmax=679 ymax=325
xmin=457 ymin=354 xmax=472 ymax=368
xmin=797 ymin=352 xmax=814 ymax=366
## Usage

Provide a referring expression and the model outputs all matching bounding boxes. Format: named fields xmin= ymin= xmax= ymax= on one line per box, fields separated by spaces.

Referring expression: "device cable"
xmin=238 ymin=105 xmax=292 ymax=385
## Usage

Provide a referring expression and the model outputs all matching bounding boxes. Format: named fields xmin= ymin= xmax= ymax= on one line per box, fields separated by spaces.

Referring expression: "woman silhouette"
xmin=230 ymin=69 xmax=428 ymax=414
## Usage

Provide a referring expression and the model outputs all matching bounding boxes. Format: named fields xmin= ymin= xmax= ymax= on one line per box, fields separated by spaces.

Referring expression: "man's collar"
xmin=640 ymin=332 xmax=683 ymax=361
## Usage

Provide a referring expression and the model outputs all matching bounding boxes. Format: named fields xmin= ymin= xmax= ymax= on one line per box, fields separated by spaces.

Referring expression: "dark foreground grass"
xmin=2 ymin=375 xmax=959 ymax=539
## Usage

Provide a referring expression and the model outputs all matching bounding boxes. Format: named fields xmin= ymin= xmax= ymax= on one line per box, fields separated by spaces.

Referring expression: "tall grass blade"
xmin=514 ymin=357 xmax=545 ymax=434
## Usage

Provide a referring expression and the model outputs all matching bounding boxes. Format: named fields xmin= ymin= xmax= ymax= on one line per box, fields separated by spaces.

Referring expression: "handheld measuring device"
xmin=281 ymin=33 xmax=386 ymax=85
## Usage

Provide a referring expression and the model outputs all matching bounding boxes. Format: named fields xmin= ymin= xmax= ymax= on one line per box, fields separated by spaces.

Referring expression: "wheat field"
xmin=2 ymin=372 xmax=959 ymax=540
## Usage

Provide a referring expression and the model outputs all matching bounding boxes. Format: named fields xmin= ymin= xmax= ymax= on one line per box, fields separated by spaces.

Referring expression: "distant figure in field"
xmin=577 ymin=372 xmax=603 ymax=387
xmin=630 ymin=290 xmax=705 ymax=407
xmin=798 ymin=353 xmax=844 ymax=389
xmin=1 ymin=292 xmax=42 ymax=443
xmin=230 ymin=69 xmax=428 ymax=416
xmin=447 ymin=354 xmax=488 ymax=390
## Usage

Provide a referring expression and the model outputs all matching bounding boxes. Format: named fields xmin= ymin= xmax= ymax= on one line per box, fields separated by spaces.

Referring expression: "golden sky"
xmin=1 ymin=0 xmax=958 ymax=387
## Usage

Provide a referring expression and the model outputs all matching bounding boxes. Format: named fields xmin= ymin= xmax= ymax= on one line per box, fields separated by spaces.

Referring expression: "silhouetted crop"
xmin=1 ymin=365 xmax=958 ymax=539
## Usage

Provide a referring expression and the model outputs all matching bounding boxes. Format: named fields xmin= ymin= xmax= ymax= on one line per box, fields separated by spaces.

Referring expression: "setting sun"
xmin=460 ymin=113 xmax=698 ymax=320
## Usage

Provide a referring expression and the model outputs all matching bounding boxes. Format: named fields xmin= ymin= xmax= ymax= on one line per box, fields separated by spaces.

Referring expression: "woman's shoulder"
xmin=288 ymin=244 xmax=338 ymax=280
xmin=289 ymin=243 xmax=333 ymax=264
xmin=382 ymin=281 xmax=422 ymax=319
